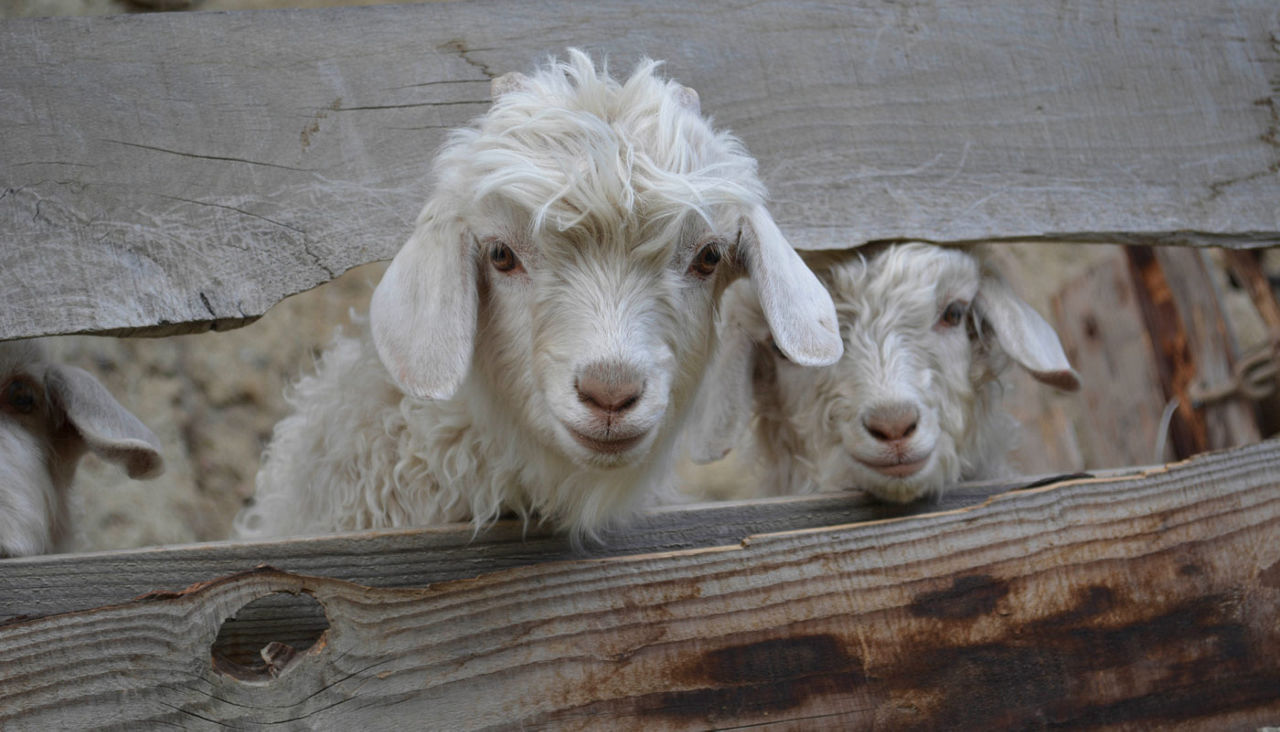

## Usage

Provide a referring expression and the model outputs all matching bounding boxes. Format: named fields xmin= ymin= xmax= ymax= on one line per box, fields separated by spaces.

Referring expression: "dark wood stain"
xmin=535 ymin=577 xmax=1279 ymax=729
xmin=887 ymin=591 xmax=1272 ymax=728
xmin=1260 ymin=560 xmax=1280 ymax=589
xmin=908 ymin=574 xmax=1010 ymax=619
xmin=530 ymin=634 xmax=867 ymax=725
xmin=650 ymin=634 xmax=865 ymax=720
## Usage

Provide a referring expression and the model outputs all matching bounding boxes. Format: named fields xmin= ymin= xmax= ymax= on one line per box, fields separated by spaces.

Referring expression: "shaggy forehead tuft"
xmin=827 ymin=244 xmax=981 ymax=320
xmin=433 ymin=49 xmax=765 ymax=249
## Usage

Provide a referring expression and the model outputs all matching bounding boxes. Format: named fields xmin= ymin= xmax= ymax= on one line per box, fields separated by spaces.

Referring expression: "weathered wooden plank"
xmin=1127 ymin=246 xmax=1263 ymax=458
xmin=1155 ymin=246 xmax=1262 ymax=448
xmin=2 ymin=0 xmax=1278 ymax=339
xmin=0 ymin=440 xmax=1276 ymax=729
xmin=0 ymin=477 xmax=1042 ymax=624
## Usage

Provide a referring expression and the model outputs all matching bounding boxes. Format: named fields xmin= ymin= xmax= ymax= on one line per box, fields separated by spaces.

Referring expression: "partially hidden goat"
xmin=685 ymin=242 xmax=1079 ymax=503
xmin=0 ymin=339 xmax=164 ymax=557
xmin=234 ymin=50 xmax=841 ymax=542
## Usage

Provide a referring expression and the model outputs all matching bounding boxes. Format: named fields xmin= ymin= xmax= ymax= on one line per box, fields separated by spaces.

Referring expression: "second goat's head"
xmin=372 ymin=50 xmax=841 ymax=472
xmin=690 ymin=243 xmax=1079 ymax=503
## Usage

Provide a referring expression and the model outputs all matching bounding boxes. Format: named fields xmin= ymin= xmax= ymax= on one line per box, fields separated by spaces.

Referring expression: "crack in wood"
xmin=439 ymin=39 xmax=499 ymax=81
xmin=100 ymin=139 xmax=312 ymax=173
xmin=332 ymin=100 xmax=489 ymax=111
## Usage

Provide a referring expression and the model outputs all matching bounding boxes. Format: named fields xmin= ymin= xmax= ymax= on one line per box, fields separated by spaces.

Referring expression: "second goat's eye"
xmin=2 ymin=377 xmax=39 ymax=415
xmin=689 ymin=243 xmax=722 ymax=278
xmin=489 ymin=243 xmax=521 ymax=273
xmin=939 ymin=301 xmax=968 ymax=328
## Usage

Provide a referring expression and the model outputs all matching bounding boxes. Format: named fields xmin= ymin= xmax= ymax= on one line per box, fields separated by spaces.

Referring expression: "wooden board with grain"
xmin=0 ymin=477 xmax=1038 ymax=624
xmin=0 ymin=440 xmax=1276 ymax=729
xmin=2 ymin=0 xmax=1278 ymax=340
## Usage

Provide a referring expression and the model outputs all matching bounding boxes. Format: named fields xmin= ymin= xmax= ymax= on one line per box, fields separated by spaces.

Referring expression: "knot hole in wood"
xmin=210 ymin=590 xmax=330 ymax=683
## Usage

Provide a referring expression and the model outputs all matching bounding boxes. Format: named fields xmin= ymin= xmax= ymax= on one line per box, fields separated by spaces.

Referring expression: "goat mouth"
xmin=858 ymin=456 xmax=929 ymax=478
xmin=566 ymin=427 xmax=647 ymax=456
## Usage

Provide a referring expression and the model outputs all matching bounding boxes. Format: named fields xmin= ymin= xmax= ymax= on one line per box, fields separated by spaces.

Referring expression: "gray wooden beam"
xmin=0 ymin=440 xmax=1276 ymax=728
xmin=0 ymin=476 xmax=1053 ymax=624
xmin=2 ymin=0 xmax=1278 ymax=339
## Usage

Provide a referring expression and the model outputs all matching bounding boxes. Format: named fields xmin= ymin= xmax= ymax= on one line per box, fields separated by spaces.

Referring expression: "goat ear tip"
xmin=395 ymin=371 xmax=462 ymax=402
xmin=132 ymin=454 xmax=165 ymax=481
xmin=1037 ymin=368 xmax=1082 ymax=392
xmin=778 ymin=332 xmax=843 ymax=367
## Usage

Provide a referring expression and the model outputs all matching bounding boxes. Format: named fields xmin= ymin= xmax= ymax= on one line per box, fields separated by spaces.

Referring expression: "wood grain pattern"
xmin=0 ymin=440 xmax=1276 ymax=729
xmin=2 ymin=0 xmax=1278 ymax=339
xmin=1126 ymin=246 xmax=1264 ymax=458
xmin=0 ymin=478 xmax=1036 ymax=624
xmin=1154 ymin=246 xmax=1261 ymax=448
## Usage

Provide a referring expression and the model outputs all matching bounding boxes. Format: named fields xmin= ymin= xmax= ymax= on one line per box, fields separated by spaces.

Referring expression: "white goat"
xmin=685 ymin=242 xmax=1079 ymax=503
xmin=233 ymin=50 xmax=841 ymax=542
xmin=0 ymin=339 xmax=164 ymax=557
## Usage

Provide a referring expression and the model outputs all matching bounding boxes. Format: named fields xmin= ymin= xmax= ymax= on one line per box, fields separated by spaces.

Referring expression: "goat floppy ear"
xmin=974 ymin=268 xmax=1081 ymax=391
xmin=739 ymin=206 xmax=842 ymax=366
xmin=371 ymin=213 xmax=478 ymax=400
xmin=44 ymin=365 xmax=164 ymax=480
xmin=684 ymin=284 xmax=766 ymax=464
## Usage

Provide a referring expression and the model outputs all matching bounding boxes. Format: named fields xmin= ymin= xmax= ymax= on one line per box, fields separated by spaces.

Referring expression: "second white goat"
xmin=686 ymin=242 xmax=1079 ymax=503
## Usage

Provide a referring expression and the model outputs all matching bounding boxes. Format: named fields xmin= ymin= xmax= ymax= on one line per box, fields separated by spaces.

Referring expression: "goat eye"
xmin=689 ymin=243 xmax=722 ymax=278
xmin=939 ymin=301 xmax=968 ymax=328
xmin=2 ymin=377 xmax=39 ymax=415
xmin=489 ymin=243 xmax=521 ymax=273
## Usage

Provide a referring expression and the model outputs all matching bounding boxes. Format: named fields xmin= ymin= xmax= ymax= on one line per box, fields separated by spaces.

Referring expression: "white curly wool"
xmin=235 ymin=50 xmax=841 ymax=542
xmin=0 ymin=339 xmax=163 ymax=557
xmin=685 ymin=243 xmax=1079 ymax=504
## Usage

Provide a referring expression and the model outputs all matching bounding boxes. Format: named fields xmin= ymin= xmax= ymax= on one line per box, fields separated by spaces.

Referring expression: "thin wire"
xmin=1154 ymin=397 xmax=1180 ymax=464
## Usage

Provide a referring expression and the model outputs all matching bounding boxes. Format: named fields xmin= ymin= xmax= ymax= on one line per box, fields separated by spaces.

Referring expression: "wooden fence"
xmin=1 ymin=0 xmax=1278 ymax=728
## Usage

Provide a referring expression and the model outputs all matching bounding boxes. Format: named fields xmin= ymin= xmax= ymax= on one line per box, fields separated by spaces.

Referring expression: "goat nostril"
xmin=575 ymin=375 xmax=644 ymax=415
xmin=863 ymin=404 xmax=920 ymax=443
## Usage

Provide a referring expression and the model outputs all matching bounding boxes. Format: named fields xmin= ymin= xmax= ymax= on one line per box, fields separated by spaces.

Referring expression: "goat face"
xmin=370 ymin=51 xmax=842 ymax=473
xmin=473 ymin=210 xmax=740 ymax=469
xmin=778 ymin=245 xmax=985 ymax=501
xmin=690 ymin=243 xmax=1079 ymax=502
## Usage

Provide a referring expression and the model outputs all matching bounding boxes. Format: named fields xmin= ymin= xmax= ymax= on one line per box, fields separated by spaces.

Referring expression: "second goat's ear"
xmin=371 ymin=209 xmax=478 ymax=400
xmin=739 ymin=206 xmax=842 ymax=367
xmin=974 ymin=267 xmax=1081 ymax=392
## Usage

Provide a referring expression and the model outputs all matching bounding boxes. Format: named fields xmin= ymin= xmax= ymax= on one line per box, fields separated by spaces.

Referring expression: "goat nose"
xmin=863 ymin=402 xmax=920 ymax=443
xmin=575 ymin=363 xmax=645 ymax=416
